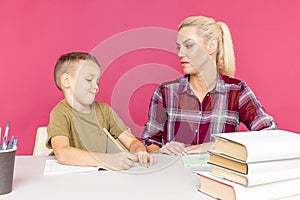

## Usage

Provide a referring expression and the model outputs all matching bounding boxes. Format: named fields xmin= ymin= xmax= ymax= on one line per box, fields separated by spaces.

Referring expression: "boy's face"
xmin=70 ymin=60 xmax=100 ymax=111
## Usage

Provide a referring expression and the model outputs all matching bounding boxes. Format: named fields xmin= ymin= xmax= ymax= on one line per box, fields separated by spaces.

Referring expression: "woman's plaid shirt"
xmin=142 ymin=74 xmax=277 ymax=146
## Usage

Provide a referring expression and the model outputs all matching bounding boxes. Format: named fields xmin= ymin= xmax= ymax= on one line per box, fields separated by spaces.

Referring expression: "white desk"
xmin=2 ymin=156 xmax=300 ymax=200
xmin=1 ymin=156 xmax=212 ymax=200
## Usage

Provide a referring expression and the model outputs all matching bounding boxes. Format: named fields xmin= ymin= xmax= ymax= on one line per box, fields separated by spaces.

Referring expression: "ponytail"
xmin=216 ymin=22 xmax=235 ymax=77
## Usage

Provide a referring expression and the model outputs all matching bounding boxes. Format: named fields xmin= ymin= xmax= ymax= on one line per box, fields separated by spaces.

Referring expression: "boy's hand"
xmin=135 ymin=151 xmax=156 ymax=167
xmin=96 ymin=152 xmax=137 ymax=171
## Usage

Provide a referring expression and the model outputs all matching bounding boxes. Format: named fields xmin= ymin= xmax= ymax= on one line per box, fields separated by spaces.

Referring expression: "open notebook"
xmin=44 ymin=154 xmax=179 ymax=175
xmin=181 ymin=153 xmax=211 ymax=171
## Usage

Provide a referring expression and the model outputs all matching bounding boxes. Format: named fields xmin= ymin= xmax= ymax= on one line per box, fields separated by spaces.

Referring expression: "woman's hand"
xmin=185 ymin=141 xmax=215 ymax=154
xmin=159 ymin=141 xmax=187 ymax=156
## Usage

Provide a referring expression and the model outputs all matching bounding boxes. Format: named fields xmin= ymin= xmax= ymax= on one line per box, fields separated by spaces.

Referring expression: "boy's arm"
xmin=51 ymin=135 xmax=136 ymax=170
xmin=118 ymin=130 xmax=146 ymax=152
xmin=118 ymin=130 xmax=156 ymax=167
xmin=146 ymin=144 xmax=160 ymax=153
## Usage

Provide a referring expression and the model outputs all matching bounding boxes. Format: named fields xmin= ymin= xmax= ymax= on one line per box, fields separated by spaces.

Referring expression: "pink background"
xmin=1 ymin=0 xmax=300 ymax=155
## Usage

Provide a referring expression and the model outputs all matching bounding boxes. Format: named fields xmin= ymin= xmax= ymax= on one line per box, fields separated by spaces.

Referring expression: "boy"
xmin=46 ymin=52 xmax=155 ymax=170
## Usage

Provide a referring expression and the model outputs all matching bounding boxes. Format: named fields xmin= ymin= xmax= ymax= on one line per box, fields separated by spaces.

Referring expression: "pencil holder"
xmin=0 ymin=148 xmax=16 ymax=195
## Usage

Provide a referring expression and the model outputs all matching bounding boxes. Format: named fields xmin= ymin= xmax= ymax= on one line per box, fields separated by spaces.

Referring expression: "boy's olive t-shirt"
xmin=46 ymin=100 xmax=129 ymax=153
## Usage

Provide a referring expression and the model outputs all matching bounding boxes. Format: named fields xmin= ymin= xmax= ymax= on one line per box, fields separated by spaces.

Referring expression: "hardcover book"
xmin=212 ymin=130 xmax=300 ymax=162
xmin=197 ymin=171 xmax=300 ymax=200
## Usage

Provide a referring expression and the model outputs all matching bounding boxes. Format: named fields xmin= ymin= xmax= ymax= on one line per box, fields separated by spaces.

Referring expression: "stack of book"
xmin=197 ymin=130 xmax=300 ymax=200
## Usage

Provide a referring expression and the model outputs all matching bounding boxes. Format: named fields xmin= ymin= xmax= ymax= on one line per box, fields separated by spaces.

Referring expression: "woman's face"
xmin=176 ymin=26 xmax=214 ymax=75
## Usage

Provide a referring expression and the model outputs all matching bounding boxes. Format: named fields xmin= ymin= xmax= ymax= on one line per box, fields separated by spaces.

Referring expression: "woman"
xmin=142 ymin=16 xmax=277 ymax=155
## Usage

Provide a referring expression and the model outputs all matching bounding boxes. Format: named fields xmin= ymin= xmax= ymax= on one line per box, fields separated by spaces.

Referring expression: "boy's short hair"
xmin=54 ymin=52 xmax=100 ymax=90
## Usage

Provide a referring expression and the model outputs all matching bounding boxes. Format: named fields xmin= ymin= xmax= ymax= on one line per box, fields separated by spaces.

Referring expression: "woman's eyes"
xmin=176 ymin=44 xmax=195 ymax=51
xmin=185 ymin=44 xmax=194 ymax=49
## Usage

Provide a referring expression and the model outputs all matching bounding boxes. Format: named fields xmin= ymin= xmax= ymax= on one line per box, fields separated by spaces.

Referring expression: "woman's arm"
xmin=239 ymin=82 xmax=278 ymax=130
xmin=142 ymin=86 xmax=167 ymax=148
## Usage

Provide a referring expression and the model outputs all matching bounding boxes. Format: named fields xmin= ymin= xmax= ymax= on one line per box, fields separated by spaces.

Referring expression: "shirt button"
xmin=199 ymin=111 xmax=202 ymax=115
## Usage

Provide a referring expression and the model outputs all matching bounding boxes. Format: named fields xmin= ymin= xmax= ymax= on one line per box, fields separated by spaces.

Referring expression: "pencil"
xmin=102 ymin=128 xmax=127 ymax=152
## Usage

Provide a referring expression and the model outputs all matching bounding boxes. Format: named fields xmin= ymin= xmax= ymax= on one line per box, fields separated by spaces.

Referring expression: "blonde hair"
xmin=179 ymin=16 xmax=235 ymax=77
